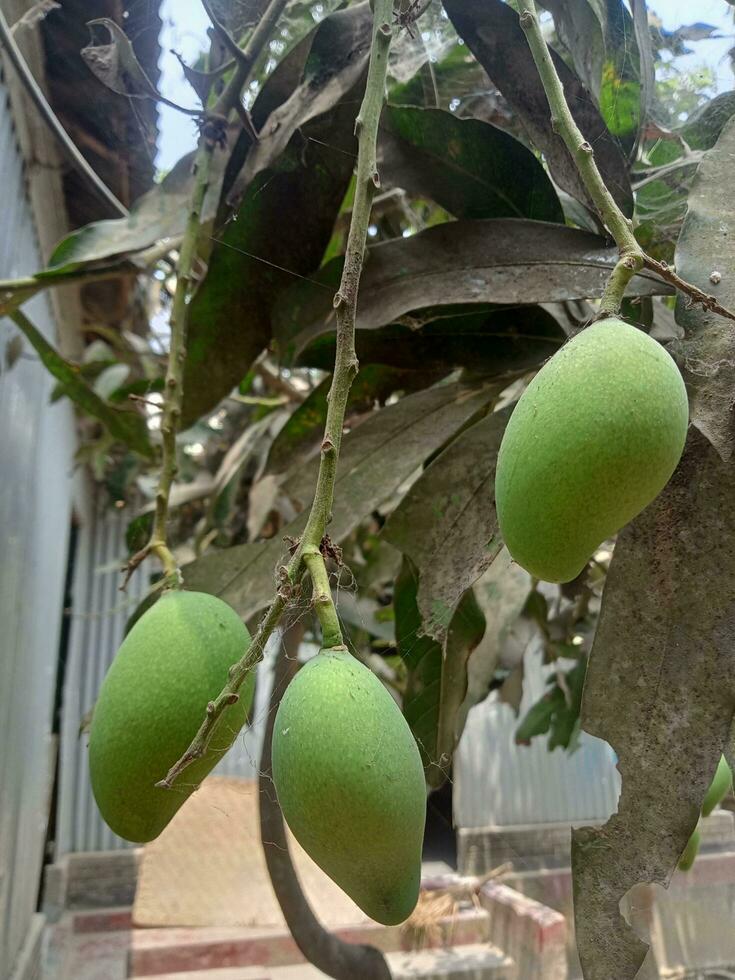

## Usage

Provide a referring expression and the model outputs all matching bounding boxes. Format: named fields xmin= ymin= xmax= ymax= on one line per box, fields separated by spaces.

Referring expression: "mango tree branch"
xmin=516 ymin=0 xmax=735 ymax=323
xmin=158 ymin=0 xmax=395 ymax=790
xmin=146 ymin=146 xmax=213 ymax=586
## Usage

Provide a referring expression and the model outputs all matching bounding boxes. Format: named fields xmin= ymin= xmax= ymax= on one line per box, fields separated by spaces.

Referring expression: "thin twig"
xmin=0 ymin=6 xmax=128 ymax=217
xmin=644 ymin=256 xmax=735 ymax=323
xmin=160 ymin=0 xmax=396 ymax=790
xmin=516 ymin=0 xmax=735 ymax=324
xmin=126 ymin=0 xmax=294 ymax=590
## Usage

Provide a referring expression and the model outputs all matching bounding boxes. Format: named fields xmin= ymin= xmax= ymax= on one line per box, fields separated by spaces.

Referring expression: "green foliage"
xmin=394 ymin=558 xmax=486 ymax=787
xmin=516 ymin=657 xmax=587 ymax=752
xmin=11 ymin=311 xmax=154 ymax=459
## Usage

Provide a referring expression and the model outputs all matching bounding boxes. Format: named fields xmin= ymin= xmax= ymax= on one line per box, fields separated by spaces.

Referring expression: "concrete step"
xmin=143 ymin=942 xmax=515 ymax=980
xmin=129 ymin=909 xmax=491 ymax=977
xmin=70 ymin=906 xmax=133 ymax=933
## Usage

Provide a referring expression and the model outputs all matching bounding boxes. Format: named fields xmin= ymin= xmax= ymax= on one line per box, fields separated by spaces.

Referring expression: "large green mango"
xmin=272 ymin=649 xmax=426 ymax=925
xmin=89 ymin=590 xmax=254 ymax=842
xmin=495 ymin=318 xmax=689 ymax=582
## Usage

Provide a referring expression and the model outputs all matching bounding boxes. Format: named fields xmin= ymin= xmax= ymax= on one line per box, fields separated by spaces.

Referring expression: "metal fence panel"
xmin=454 ymin=642 xmax=621 ymax=829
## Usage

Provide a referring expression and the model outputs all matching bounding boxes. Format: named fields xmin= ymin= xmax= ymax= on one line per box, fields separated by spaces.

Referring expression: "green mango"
xmin=89 ymin=590 xmax=254 ymax=842
xmin=702 ymin=755 xmax=733 ymax=817
xmin=678 ymin=826 xmax=701 ymax=872
xmin=495 ymin=317 xmax=688 ymax=582
xmin=272 ymin=649 xmax=426 ymax=925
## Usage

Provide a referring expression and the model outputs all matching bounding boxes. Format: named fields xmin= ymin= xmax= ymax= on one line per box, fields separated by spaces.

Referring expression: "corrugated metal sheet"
xmin=0 ymin=90 xmax=77 ymax=980
xmin=454 ymin=641 xmax=621 ymax=829
xmin=56 ymin=511 xmax=280 ymax=855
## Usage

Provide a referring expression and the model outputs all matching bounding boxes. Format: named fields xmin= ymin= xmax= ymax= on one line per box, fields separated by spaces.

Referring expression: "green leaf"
xmin=571 ymin=430 xmax=735 ymax=979
xmin=459 ymin=549 xmax=533 ymax=726
xmin=226 ymin=3 xmax=372 ymax=205
xmin=265 ymin=366 xmax=434 ymax=476
xmin=395 ymin=558 xmax=486 ymax=789
xmin=442 ymin=0 xmax=633 ymax=217
xmin=681 ymin=91 xmax=735 ymax=151
xmin=181 ymin=99 xmax=361 ymax=426
xmin=384 ymin=406 xmax=510 ymax=643
xmin=515 ymin=690 xmax=560 ymax=744
xmin=44 ymin=143 xmax=232 ymax=275
xmin=273 ymin=220 xmax=670 ymax=363
xmin=672 ymin=115 xmax=735 ymax=461
xmin=379 ymin=105 xmax=563 ymax=223
xmin=10 ymin=311 xmax=154 ymax=459
xmin=182 ymin=379 xmax=500 ymax=620
xmin=295 ymin=305 xmax=567 ymax=376
xmin=544 ymin=0 xmax=643 ymax=152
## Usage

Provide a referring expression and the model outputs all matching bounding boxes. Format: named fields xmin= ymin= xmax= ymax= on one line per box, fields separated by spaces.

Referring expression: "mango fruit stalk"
xmin=89 ymin=590 xmax=254 ymax=843
xmin=272 ymin=649 xmax=426 ymax=925
xmin=495 ymin=317 xmax=689 ymax=583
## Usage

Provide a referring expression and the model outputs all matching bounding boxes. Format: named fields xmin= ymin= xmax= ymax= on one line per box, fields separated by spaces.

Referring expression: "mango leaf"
xmin=681 ymin=91 xmax=735 ymax=151
xmin=182 ymin=379 xmax=500 ymax=618
xmin=227 ymin=2 xmax=372 ymax=204
xmin=457 ymin=549 xmax=534 ymax=730
xmin=395 ymin=558 xmax=486 ymax=789
xmin=10 ymin=311 xmax=154 ymax=458
xmin=516 ymin=657 xmax=586 ymax=751
xmin=265 ymin=366 xmax=437 ymax=476
xmin=82 ymin=19 xmax=161 ymax=101
xmin=630 ymin=0 xmax=655 ymax=152
xmin=43 ymin=144 xmax=232 ymax=274
xmin=181 ymin=99 xmax=362 ymax=426
xmin=671 ymin=116 xmax=735 ymax=461
xmin=442 ymin=0 xmax=633 ymax=218
xmin=295 ymin=305 xmax=567 ymax=375
xmin=378 ymin=105 xmax=564 ymax=223
xmin=571 ymin=430 xmax=735 ymax=980
xmin=384 ymin=407 xmax=509 ymax=643
xmin=542 ymin=0 xmax=643 ymax=153
xmin=273 ymin=220 xmax=670 ymax=362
